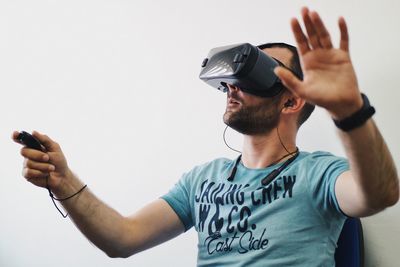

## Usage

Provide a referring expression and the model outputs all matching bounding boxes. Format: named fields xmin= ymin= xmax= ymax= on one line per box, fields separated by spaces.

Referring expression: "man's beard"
xmin=223 ymin=98 xmax=281 ymax=135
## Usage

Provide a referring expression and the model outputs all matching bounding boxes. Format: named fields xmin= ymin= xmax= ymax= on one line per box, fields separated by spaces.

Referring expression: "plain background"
xmin=0 ymin=0 xmax=399 ymax=266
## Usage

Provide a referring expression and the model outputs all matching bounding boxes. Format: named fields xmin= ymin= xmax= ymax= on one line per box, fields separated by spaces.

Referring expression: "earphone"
xmin=284 ymin=99 xmax=294 ymax=108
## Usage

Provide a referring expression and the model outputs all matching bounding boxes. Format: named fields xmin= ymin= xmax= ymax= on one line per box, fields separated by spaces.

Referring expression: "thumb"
xmin=32 ymin=131 xmax=61 ymax=152
xmin=274 ymin=67 xmax=304 ymax=97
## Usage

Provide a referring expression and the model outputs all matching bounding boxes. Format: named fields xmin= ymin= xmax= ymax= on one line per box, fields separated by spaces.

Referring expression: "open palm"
xmin=275 ymin=7 xmax=363 ymax=120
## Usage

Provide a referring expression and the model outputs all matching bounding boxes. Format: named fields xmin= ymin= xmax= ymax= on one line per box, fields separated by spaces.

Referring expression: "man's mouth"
xmin=228 ymin=98 xmax=241 ymax=105
xmin=227 ymin=98 xmax=241 ymax=111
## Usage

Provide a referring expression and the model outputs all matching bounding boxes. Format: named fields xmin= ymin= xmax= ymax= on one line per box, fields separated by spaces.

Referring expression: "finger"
xmin=24 ymin=159 xmax=55 ymax=172
xmin=291 ymin=18 xmax=310 ymax=55
xmin=301 ymin=7 xmax=322 ymax=49
xmin=274 ymin=67 xmax=304 ymax=97
xmin=309 ymin=11 xmax=333 ymax=49
xmin=21 ymin=147 xmax=50 ymax=162
xmin=12 ymin=131 xmax=24 ymax=145
xmin=32 ymin=131 xmax=61 ymax=152
xmin=338 ymin=17 xmax=349 ymax=51
xmin=23 ymin=174 xmax=48 ymax=188
xmin=22 ymin=167 xmax=48 ymax=181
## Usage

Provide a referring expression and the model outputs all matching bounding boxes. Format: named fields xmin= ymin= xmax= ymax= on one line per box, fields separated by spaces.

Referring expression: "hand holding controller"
xmin=12 ymin=130 xmax=71 ymax=191
xmin=16 ymin=131 xmax=45 ymax=152
xmin=13 ymin=130 xmax=86 ymax=217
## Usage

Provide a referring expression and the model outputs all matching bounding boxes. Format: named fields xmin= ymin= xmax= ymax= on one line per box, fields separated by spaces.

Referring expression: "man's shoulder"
xmin=297 ymin=150 xmax=349 ymax=173
xmin=299 ymin=150 xmax=346 ymax=161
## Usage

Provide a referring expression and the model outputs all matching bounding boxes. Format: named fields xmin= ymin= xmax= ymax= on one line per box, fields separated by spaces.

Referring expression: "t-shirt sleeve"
xmin=160 ymin=171 xmax=194 ymax=232
xmin=306 ymin=152 xmax=350 ymax=219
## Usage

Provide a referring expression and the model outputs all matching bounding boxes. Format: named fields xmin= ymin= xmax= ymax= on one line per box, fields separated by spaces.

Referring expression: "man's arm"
xmin=62 ymin=184 xmax=185 ymax=257
xmin=335 ymin=119 xmax=399 ymax=217
xmin=58 ymin=174 xmax=185 ymax=258
xmin=13 ymin=131 xmax=185 ymax=258
xmin=274 ymin=7 xmax=399 ymax=217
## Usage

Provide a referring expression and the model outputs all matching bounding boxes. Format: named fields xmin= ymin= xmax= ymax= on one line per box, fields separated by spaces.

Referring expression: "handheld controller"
xmin=17 ymin=131 xmax=44 ymax=151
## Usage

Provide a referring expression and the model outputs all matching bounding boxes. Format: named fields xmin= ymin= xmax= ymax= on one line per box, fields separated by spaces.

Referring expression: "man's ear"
xmin=281 ymin=96 xmax=305 ymax=114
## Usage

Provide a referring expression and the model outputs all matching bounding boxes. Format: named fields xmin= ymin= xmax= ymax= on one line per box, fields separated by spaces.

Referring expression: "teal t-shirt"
xmin=161 ymin=151 xmax=349 ymax=266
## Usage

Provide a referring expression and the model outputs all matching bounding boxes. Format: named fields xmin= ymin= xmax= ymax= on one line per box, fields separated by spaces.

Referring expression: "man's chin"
xmin=223 ymin=117 xmax=277 ymax=136
xmin=223 ymin=111 xmax=234 ymax=125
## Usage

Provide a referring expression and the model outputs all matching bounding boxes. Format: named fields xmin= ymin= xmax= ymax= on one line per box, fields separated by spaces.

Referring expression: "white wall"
xmin=0 ymin=0 xmax=398 ymax=266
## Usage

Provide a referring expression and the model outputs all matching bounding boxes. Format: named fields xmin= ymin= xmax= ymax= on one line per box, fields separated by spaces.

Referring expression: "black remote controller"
xmin=17 ymin=131 xmax=44 ymax=151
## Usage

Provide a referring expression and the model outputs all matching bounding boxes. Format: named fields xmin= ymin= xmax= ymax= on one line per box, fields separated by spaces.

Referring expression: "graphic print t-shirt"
xmin=161 ymin=151 xmax=349 ymax=267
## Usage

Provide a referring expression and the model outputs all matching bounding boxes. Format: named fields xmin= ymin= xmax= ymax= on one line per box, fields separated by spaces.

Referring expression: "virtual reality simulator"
xmin=199 ymin=43 xmax=285 ymax=98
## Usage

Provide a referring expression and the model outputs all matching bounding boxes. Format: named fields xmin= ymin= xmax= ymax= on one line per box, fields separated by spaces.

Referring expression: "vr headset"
xmin=199 ymin=43 xmax=285 ymax=98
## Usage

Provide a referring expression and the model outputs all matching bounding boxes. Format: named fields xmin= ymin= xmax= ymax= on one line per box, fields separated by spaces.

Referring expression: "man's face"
xmin=223 ymin=47 xmax=293 ymax=135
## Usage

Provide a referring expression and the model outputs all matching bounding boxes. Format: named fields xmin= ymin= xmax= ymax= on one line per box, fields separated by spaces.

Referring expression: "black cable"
xmin=46 ymin=176 xmax=87 ymax=218
xmin=223 ymin=125 xmax=241 ymax=154
xmin=225 ymin=101 xmax=300 ymax=184
xmin=266 ymin=147 xmax=298 ymax=167
xmin=261 ymin=149 xmax=299 ymax=186
xmin=51 ymin=185 xmax=87 ymax=201
xmin=227 ymin=147 xmax=299 ymax=185
xmin=223 ymin=93 xmax=300 ymax=183
xmin=276 ymin=126 xmax=291 ymax=154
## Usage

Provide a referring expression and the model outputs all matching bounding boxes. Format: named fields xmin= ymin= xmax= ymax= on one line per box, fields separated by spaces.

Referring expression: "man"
xmin=13 ymin=7 xmax=398 ymax=266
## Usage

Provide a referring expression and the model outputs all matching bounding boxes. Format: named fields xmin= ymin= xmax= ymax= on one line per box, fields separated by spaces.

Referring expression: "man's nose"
xmin=227 ymin=84 xmax=240 ymax=94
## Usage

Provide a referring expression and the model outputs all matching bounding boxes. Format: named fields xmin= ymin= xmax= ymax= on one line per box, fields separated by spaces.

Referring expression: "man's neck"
xmin=241 ymin=128 xmax=297 ymax=169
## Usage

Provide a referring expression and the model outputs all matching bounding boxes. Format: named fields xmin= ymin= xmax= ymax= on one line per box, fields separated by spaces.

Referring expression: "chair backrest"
xmin=335 ymin=217 xmax=364 ymax=267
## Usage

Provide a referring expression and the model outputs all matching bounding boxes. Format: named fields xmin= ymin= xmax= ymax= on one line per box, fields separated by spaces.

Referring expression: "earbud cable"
xmin=223 ymin=125 xmax=242 ymax=154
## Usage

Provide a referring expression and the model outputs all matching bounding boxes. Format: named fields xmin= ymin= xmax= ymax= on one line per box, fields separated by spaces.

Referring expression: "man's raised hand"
xmin=275 ymin=7 xmax=363 ymax=120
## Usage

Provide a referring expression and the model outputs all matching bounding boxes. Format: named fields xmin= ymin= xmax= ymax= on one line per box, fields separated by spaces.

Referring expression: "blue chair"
xmin=335 ymin=217 xmax=364 ymax=267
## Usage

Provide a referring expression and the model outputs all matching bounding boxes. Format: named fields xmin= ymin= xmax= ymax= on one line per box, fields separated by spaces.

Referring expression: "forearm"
xmin=338 ymin=118 xmax=399 ymax=210
xmin=13 ymin=131 xmax=148 ymax=257
xmin=53 ymin=171 xmax=132 ymax=257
